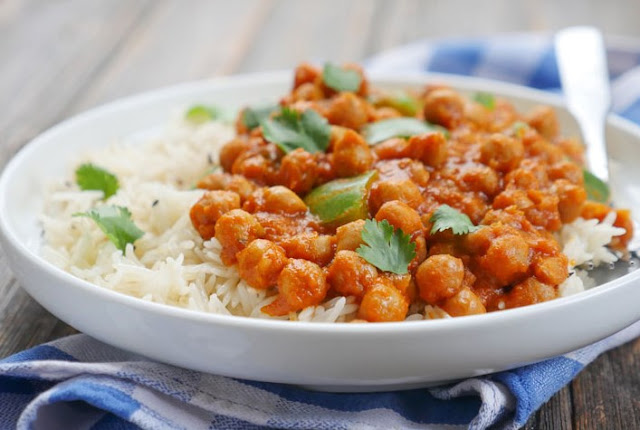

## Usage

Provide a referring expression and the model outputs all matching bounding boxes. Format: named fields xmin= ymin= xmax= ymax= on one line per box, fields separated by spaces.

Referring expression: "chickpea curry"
xmin=189 ymin=62 xmax=633 ymax=322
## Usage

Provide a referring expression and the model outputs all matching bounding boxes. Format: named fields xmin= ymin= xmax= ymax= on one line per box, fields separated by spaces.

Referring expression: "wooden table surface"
xmin=1 ymin=1 xmax=639 ymax=428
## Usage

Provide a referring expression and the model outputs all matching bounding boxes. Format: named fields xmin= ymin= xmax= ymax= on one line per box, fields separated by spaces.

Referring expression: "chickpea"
xmin=332 ymin=128 xmax=373 ymax=177
xmin=278 ymin=259 xmax=329 ymax=312
xmin=279 ymin=233 xmax=336 ymax=266
xmin=244 ymin=186 xmax=307 ymax=215
xmin=526 ymin=105 xmax=559 ymax=140
xmin=190 ymin=191 xmax=241 ymax=240
xmin=533 ymin=255 xmax=569 ymax=286
xmin=406 ymin=160 xmax=431 ymax=187
xmin=463 ymin=267 xmax=477 ymax=289
xmin=196 ymin=172 xmax=227 ymax=191
xmin=479 ymin=234 xmax=530 ymax=286
xmin=464 ymin=221 xmax=499 ymax=255
xmin=423 ymin=88 xmax=465 ymax=128
xmin=461 ymin=164 xmax=499 ymax=197
xmin=408 ymin=132 xmax=448 ymax=167
xmin=229 ymin=176 xmax=257 ymax=201
xmin=416 ymin=254 xmax=465 ymax=304
xmin=525 ymin=190 xmax=562 ymax=232
xmin=369 ymin=179 xmax=424 ymax=213
xmin=219 ymin=137 xmax=252 ymax=172
xmin=504 ymin=277 xmax=556 ymax=309
xmin=381 ymin=273 xmax=416 ymax=302
xmin=580 ymin=201 xmax=610 ymax=220
xmin=428 ymin=240 xmax=460 ymax=258
xmin=262 ymin=186 xmax=308 ymax=214
xmin=291 ymin=82 xmax=324 ymax=102
xmin=214 ymin=209 xmax=264 ymax=265
xmin=357 ymin=279 xmax=409 ymax=322
xmin=231 ymin=145 xmax=279 ymax=183
xmin=277 ymin=148 xmax=318 ymax=194
xmin=548 ymin=161 xmax=584 ymax=185
xmin=554 ymin=179 xmax=587 ymax=223
xmin=326 ymin=250 xmax=378 ymax=298
xmin=464 ymin=101 xmax=490 ymax=127
xmin=293 ymin=62 xmax=320 ymax=89
xmin=325 ymin=92 xmax=370 ymax=130
xmin=336 ymin=219 xmax=366 ymax=251
xmin=237 ymin=239 xmax=288 ymax=289
xmin=557 ymin=137 xmax=585 ymax=165
xmin=440 ymin=287 xmax=487 ymax=316
xmin=373 ymin=137 xmax=411 ymax=160
xmin=504 ymin=160 xmax=548 ymax=190
xmin=490 ymin=101 xmax=519 ymax=132
xmin=527 ymin=140 xmax=564 ymax=164
xmin=492 ymin=189 xmax=533 ymax=212
xmin=374 ymin=158 xmax=430 ymax=187
xmin=480 ymin=133 xmax=524 ymax=172
xmin=197 ymin=172 xmax=255 ymax=201
xmin=375 ymin=200 xmax=423 ymax=235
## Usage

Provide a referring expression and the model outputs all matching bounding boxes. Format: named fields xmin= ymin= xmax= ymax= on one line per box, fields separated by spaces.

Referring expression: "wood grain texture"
xmin=571 ymin=338 xmax=640 ymax=430
xmin=524 ymin=386 xmax=574 ymax=430
xmin=1 ymin=1 xmax=639 ymax=429
xmin=70 ymin=0 xmax=274 ymax=110
xmin=0 ymin=0 xmax=154 ymax=165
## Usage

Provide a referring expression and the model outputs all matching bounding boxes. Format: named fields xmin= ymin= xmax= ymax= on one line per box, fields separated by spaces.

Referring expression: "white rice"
xmin=40 ymin=118 xmax=628 ymax=322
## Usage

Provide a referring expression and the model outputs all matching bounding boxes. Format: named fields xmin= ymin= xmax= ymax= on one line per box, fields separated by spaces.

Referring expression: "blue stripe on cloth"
xmin=1 ymin=345 xmax=76 ymax=364
xmin=48 ymin=382 xmax=140 ymax=420
xmin=91 ymin=413 xmax=139 ymax=430
xmin=0 ymin=375 xmax=53 ymax=395
xmin=0 ymin=393 xmax=33 ymax=428
xmin=525 ymin=47 xmax=560 ymax=89
xmin=428 ymin=41 xmax=486 ymax=75
xmin=621 ymin=97 xmax=640 ymax=124
xmin=493 ymin=356 xmax=584 ymax=426
xmin=240 ymin=380 xmax=481 ymax=425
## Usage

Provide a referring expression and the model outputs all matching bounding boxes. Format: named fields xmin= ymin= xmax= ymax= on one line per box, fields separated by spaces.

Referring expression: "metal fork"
xmin=555 ymin=26 xmax=611 ymax=183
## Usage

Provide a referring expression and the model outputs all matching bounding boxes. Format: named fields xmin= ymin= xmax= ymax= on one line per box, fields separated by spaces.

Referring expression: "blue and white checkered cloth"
xmin=2 ymin=33 xmax=640 ymax=429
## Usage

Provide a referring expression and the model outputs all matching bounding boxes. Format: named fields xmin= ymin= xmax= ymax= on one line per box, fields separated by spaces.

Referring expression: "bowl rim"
xmin=1 ymin=69 xmax=639 ymax=335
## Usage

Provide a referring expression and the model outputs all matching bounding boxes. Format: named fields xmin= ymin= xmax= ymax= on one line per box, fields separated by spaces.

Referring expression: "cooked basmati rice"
xmin=40 ymin=118 xmax=627 ymax=322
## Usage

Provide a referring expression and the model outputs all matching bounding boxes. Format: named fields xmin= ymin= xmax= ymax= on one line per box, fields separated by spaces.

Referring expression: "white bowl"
xmin=1 ymin=72 xmax=639 ymax=392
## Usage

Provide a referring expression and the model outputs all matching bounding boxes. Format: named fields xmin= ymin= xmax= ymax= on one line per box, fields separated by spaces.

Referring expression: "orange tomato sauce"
xmin=189 ymin=63 xmax=633 ymax=322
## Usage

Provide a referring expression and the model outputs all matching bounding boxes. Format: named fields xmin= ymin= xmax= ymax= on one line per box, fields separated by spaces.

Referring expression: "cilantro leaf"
xmin=185 ymin=105 xmax=219 ymax=124
xmin=583 ymin=169 xmax=610 ymax=203
xmin=241 ymin=104 xmax=279 ymax=130
xmin=322 ymin=63 xmax=362 ymax=92
xmin=429 ymin=204 xmax=479 ymax=235
xmin=473 ymin=92 xmax=495 ymax=110
xmin=369 ymin=90 xmax=420 ymax=116
xmin=261 ymin=107 xmax=330 ymax=153
xmin=363 ymin=117 xmax=443 ymax=145
xmin=356 ymin=219 xmax=416 ymax=275
xmin=75 ymin=163 xmax=119 ymax=199
xmin=73 ymin=205 xmax=144 ymax=252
